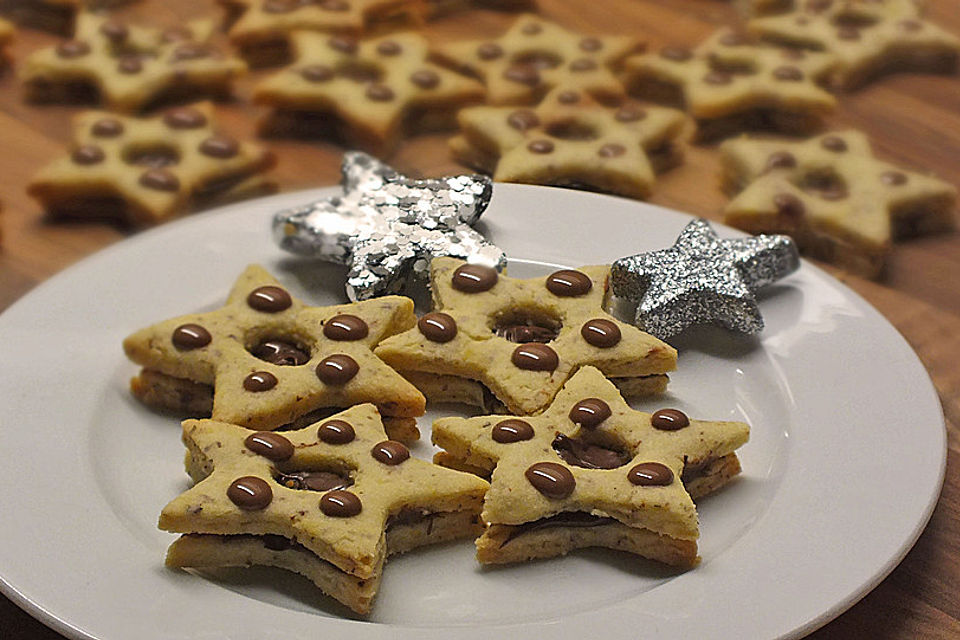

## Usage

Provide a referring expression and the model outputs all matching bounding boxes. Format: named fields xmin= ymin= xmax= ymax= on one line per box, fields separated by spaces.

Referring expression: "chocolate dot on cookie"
xmin=569 ymin=398 xmax=611 ymax=429
xmin=451 ymin=263 xmax=498 ymax=292
xmin=719 ymin=32 xmax=748 ymax=47
xmin=301 ymin=64 xmax=334 ymax=82
xmin=199 ymin=136 xmax=240 ymax=159
xmin=527 ymin=139 xmax=554 ymax=154
xmin=245 ymin=432 xmax=294 ymax=461
xmin=91 ymin=118 xmax=124 ymax=137
xmin=628 ymin=462 xmax=674 ymax=486
xmin=56 ymin=40 xmax=91 ymax=58
xmin=660 ymin=46 xmax=692 ymax=62
xmin=320 ymin=490 xmax=362 ymax=517
xmin=323 ymin=314 xmax=369 ymax=341
xmin=376 ymin=40 xmax=402 ymax=56
xmin=371 ymin=440 xmax=410 ymax=465
xmin=598 ymin=143 xmax=627 ymax=158
xmin=569 ymin=58 xmax=598 ymax=72
xmin=773 ymin=192 xmax=805 ymax=218
xmin=366 ymin=84 xmax=395 ymax=101
xmin=651 ymin=408 xmax=689 ymax=430
xmin=507 ymin=109 xmax=540 ymax=131
xmin=503 ymin=65 xmax=541 ymax=86
xmin=227 ymin=476 xmax=273 ymax=510
xmin=263 ymin=0 xmax=299 ymax=12
xmin=579 ymin=37 xmax=603 ymax=52
xmin=164 ymin=107 xmax=208 ymax=129
xmin=492 ymin=419 xmax=534 ymax=443
xmin=418 ymin=312 xmax=457 ymax=343
xmin=773 ymin=66 xmax=803 ymax=81
xmin=171 ymin=43 xmax=212 ymax=61
xmin=836 ymin=26 xmax=861 ymax=41
xmin=557 ymin=90 xmax=581 ymax=104
xmin=821 ymin=136 xmax=848 ymax=152
xmin=319 ymin=0 xmax=350 ymax=10
xmin=703 ymin=70 xmax=733 ymax=85
xmin=243 ymin=371 xmax=278 ymax=392
xmin=117 ymin=56 xmax=143 ymax=74
xmin=511 ymin=343 xmax=559 ymax=372
xmin=139 ymin=169 xmax=180 ymax=192
xmin=477 ymin=42 xmax=503 ymax=60
xmin=71 ymin=145 xmax=105 ymax=165
xmin=160 ymin=26 xmax=193 ymax=43
xmin=525 ymin=462 xmax=575 ymax=499
xmin=410 ymin=69 xmax=440 ymax=89
xmin=521 ymin=22 xmax=543 ymax=35
xmin=581 ymin=319 xmax=621 ymax=348
xmin=880 ymin=171 xmax=908 ymax=186
xmin=615 ymin=105 xmax=647 ymax=122
xmin=546 ymin=269 xmax=592 ymax=296
xmin=899 ymin=19 xmax=923 ymax=32
xmin=99 ymin=21 xmax=129 ymax=43
xmin=318 ymin=419 xmax=355 ymax=445
xmin=247 ymin=286 xmax=292 ymax=312
xmin=328 ymin=35 xmax=358 ymax=54
xmin=765 ymin=151 xmax=797 ymax=171
xmin=172 ymin=323 xmax=212 ymax=350
xmin=316 ymin=354 xmax=359 ymax=385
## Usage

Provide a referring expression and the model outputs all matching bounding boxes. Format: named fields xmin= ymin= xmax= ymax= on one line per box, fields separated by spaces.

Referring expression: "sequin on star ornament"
xmin=610 ymin=218 xmax=799 ymax=340
xmin=273 ymin=152 xmax=506 ymax=301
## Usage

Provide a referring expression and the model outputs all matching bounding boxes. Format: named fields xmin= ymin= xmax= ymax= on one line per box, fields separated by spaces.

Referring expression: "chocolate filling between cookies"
xmin=500 ymin=512 xmax=619 ymax=547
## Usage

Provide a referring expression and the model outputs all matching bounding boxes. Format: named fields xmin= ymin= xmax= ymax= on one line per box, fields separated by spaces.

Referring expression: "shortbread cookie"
xmin=748 ymin=0 xmax=959 ymax=88
xmin=123 ymin=265 xmax=427 ymax=439
xmin=375 ymin=257 xmax=677 ymax=416
xmin=450 ymin=87 xmax=687 ymax=199
xmin=255 ymin=31 xmax=484 ymax=153
xmin=160 ymin=403 xmax=489 ymax=614
xmin=433 ymin=14 xmax=642 ymax=105
xmin=721 ymin=130 xmax=957 ymax=278
xmin=29 ymin=103 xmax=275 ymax=226
xmin=432 ymin=366 xmax=750 ymax=567
xmin=623 ymin=28 xmax=836 ymax=140
xmin=20 ymin=12 xmax=246 ymax=111
xmin=218 ymin=0 xmax=419 ymax=66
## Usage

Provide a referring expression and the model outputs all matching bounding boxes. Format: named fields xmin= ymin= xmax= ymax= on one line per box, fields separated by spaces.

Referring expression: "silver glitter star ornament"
xmin=610 ymin=218 xmax=800 ymax=340
xmin=273 ymin=151 xmax=506 ymax=301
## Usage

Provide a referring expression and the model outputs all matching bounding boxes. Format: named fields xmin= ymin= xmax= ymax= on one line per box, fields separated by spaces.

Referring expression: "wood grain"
xmin=0 ymin=0 xmax=958 ymax=638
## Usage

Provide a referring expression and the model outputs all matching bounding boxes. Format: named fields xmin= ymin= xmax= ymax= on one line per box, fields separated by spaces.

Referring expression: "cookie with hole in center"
xmin=160 ymin=403 xmax=489 ymax=614
xmin=20 ymin=12 xmax=246 ymax=111
xmin=450 ymin=87 xmax=687 ymax=200
xmin=432 ymin=13 xmax=643 ymax=105
xmin=747 ymin=0 xmax=959 ymax=89
xmin=374 ymin=257 xmax=677 ymax=416
xmin=623 ymin=28 xmax=836 ymax=141
xmin=28 ymin=103 xmax=275 ymax=227
xmin=254 ymin=30 xmax=484 ymax=154
xmin=122 ymin=264 xmax=427 ymax=441
xmin=720 ymin=130 xmax=956 ymax=278
xmin=432 ymin=366 xmax=750 ymax=567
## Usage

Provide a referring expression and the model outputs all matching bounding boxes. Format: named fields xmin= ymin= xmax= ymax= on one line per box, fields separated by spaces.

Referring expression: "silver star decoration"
xmin=610 ymin=218 xmax=800 ymax=340
xmin=273 ymin=151 xmax=506 ymax=301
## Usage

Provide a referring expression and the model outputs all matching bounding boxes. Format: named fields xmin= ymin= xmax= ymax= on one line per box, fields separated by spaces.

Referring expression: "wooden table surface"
xmin=1 ymin=0 xmax=958 ymax=637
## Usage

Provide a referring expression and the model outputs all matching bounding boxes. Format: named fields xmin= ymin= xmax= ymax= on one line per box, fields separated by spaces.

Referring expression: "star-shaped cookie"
xmin=747 ymin=0 xmax=959 ymax=88
xmin=123 ymin=264 xmax=427 ymax=440
xmin=20 ymin=12 xmax=246 ymax=111
xmin=274 ymin=151 xmax=505 ymax=301
xmin=721 ymin=130 xmax=957 ymax=278
xmin=450 ymin=87 xmax=687 ymax=200
xmin=218 ymin=0 xmax=420 ymax=65
xmin=255 ymin=30 xmax=484 ymax=153
xmin=375 ymin=257 xmax=677 ymax=416
xmin=432 ymin=13 xmax=643 ymax=105
xmin=29 ymin=103 xmax=275 ymax=226
xmin=160 ymin=403 xmax=489 ymax=614
xmin=0 ymin=0 xmax=139 ymax=34
xmin=742 ymin=0 xmax=919 ymax=18
xmin=610 ymin=218 xmax=800 ymax=339
xmin=623 ymin=28 xmax=836 ymax=140
xmin=432 ymin=366 xmax=750 ymax=567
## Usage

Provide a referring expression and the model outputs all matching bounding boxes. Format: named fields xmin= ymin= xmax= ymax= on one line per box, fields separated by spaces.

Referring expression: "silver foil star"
xmin=273 ymin=151 xmax=506 ymax=301
xmin=610 ymin=218 xmax=800 ymax=340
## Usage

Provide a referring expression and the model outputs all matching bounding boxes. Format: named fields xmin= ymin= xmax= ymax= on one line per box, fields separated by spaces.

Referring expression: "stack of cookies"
xmin=123 ymin=259 xmax=751 ymax=613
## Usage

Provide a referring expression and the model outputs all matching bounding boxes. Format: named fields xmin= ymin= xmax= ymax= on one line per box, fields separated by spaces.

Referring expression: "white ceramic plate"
xmin=0 ymin=185 xmax=945 ymax=640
